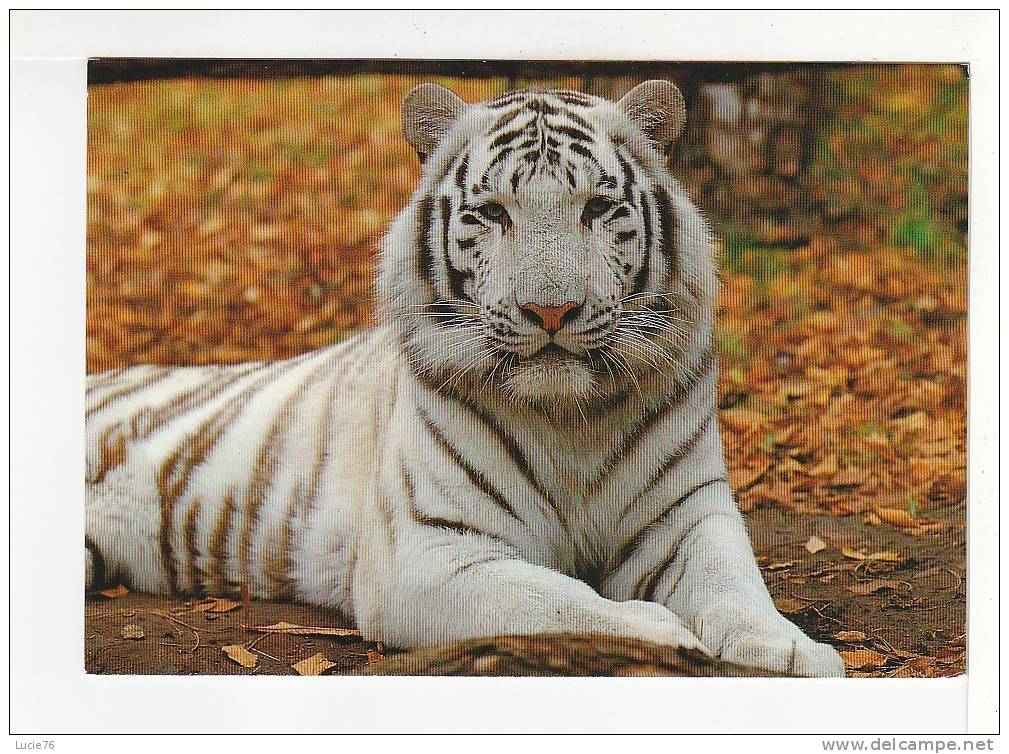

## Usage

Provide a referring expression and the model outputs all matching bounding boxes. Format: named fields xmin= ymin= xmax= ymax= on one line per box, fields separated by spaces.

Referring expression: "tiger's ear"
xmin=618 ymin=79 xmax=687 ymax=153
xmin=402 ymin=83 xmax=467 ymax=162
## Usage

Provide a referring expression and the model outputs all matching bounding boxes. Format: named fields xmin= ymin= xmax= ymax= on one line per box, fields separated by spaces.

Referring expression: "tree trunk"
xmin=356 ymin=632 xmax=781 ymax=677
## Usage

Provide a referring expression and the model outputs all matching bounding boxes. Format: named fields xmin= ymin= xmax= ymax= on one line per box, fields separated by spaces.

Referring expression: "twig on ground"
xmin=159 ymin=641 xmax=213 ymax=651
xmin=240 ymin=583 xmax=252 ymax=629
xmin=143 ymin=610 xmax=204 ymax=651
xmin=809 ymin=604 xmax=845 ymax=626
xmin=252 ymin=647 xmax=283 ymax=663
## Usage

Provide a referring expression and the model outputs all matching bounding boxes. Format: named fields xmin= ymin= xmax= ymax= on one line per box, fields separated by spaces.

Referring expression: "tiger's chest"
xmin=501 ymin=408 xmax=646 ymax=521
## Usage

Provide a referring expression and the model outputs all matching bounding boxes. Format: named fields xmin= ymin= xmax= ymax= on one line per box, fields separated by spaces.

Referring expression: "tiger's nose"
xmin=519 ymin=301 xmax=583 ymax=335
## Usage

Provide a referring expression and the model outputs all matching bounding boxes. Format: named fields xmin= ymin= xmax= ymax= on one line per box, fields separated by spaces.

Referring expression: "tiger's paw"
xmin=718 ymin=629 xmax=845 ymax=677
xmin=617 ymin=599 xmax=711 ymax=655
xmin=697 ymin=605 xmax=845 ymax=677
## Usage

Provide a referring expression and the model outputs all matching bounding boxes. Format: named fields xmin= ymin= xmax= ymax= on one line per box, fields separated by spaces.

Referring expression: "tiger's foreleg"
xmin=85 ymin=480 xmax=172 ymax=594
xmin=353 ymin=515 xmax=708 ymax=652
xmin=605 ymin=479 xmax=844 ymax=677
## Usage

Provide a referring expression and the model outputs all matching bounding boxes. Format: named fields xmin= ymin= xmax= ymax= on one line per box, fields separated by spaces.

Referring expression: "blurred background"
xmin=86 ymin=60 xmax=966 ymax=518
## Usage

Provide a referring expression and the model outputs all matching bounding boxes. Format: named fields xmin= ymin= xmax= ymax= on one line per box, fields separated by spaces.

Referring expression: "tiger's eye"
xmin=582 ymin=196 xmax=615 ymax=223
xmin=477 ymin=202 xmax=507 ymax=221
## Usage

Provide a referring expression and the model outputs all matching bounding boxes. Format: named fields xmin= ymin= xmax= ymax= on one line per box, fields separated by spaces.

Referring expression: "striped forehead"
xmin=456 ymin=91 xmax=617 ymax=196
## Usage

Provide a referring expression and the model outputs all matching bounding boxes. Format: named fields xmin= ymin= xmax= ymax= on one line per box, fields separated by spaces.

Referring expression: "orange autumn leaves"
xmin=86 ymin=76 xmax=408 ymax=369
xmin=717 ymin=238 xmax=965 ymax=521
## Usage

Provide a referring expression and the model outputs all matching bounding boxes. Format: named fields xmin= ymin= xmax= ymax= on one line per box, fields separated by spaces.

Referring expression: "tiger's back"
xmin=85 ymin=327 xmax=399 ymax=612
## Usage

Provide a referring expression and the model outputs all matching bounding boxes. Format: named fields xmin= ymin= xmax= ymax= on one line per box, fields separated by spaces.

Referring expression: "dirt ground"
xmin=85 ymin=507 xmax=965 ymax=678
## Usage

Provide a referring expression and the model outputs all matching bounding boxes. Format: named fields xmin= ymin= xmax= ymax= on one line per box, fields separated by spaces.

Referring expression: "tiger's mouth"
xmin=486 ymin=338 xmax=616 ymax=366
xmin=490 ymin=343 xmax=581 ymax=365
xmin=529 ymin=343 xmax=582 ymax=360
xmin=516 ymin=342 xmax=610 ymax=366
xmin=498 ymin=343 xmax=599 ymax=401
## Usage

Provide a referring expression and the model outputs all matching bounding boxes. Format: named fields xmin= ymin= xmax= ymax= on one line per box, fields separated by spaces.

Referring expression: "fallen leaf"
xmin=875 ymin=507 xmax=917 ymax=528
xmin=211 ymin=599 xmax=240 ymax=613
xmin=98 ymin=584 xmax=129 ymax=599
xmin=836 ymin=497 xmax=872 ymax=514
xmin=773 ymin=597 xmax=807 ymax=614
xmin=293 ymin=653 xmax=336 ymax=676
xmin=776 ymin=379 xmax=816 ymax=402
xmin=865 ymin=550 xmax=901 ymax=562
xmin=848 ymin=579 xmax=905 ymax=596
xmin=809 ymin=454 xmax=838 ymax=477
xmin=841 ymin=546 xmax=901 ymax=563
xmin=895 ymin=410 xmax=929 ymax=434
xmin=805 ymin=535 xmax=828 ymax=554
xmin=720 ymin=407 xmax=766 ymax=433
xmin=833 ymin=630 xmax=868 ymax=643
xmin=763 ymin=560 xmax=796 ymax=572
xmin=840 ymin=649 xmax=889 ymax=670
xmin=863 ymin=431 xmax=889 ymax=447
xmin=252 ymin=621 xmax=361 ymax=638
xmin=891 ymin=656 xmax=935 ymax=677
xmin=749 ymin=479 xmax=796 ymax=507
xmin=806 ymin=365 xmax=847 ymax=388
xmin=121 ymin=623 xmax=145 ymax=640
xmin=935 ymin=649 xmax=965 ymax=665
xmin=831 ymin=468 xmax=869 ymax=487
xmin=863 ymin=432 xmax=897 ymax=459
xmin=730 ymin=458 xmax=772 ymax=491
xmin=776 ymin=457 xmax=804 ymax=474
xmin=918 ymin=439 xmax=955 ymax=457
xmin=222 ymin=644 xmax=258 ymax=668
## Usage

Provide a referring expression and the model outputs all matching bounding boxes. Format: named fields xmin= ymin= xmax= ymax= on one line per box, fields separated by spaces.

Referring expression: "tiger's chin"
xmin=502 ymin=355 xmax=597 ymax=403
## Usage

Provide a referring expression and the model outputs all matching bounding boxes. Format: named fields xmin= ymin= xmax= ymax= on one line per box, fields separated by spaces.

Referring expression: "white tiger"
xmin=85 ymin=80 xmax=844 ymax=677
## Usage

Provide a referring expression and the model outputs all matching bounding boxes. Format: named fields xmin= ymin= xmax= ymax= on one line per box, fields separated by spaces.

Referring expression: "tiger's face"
xmin=381 ymin=81 xmax=714 ymax=405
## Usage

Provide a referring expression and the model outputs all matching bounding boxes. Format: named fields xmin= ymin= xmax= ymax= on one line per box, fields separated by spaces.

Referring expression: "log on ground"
xmin=356 ymin=632 xmax=781 ymax=677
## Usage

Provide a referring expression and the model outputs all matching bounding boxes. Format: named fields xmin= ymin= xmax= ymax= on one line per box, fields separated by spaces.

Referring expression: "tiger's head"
xmin=379 ymin=81 xmax=717 ymax=406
